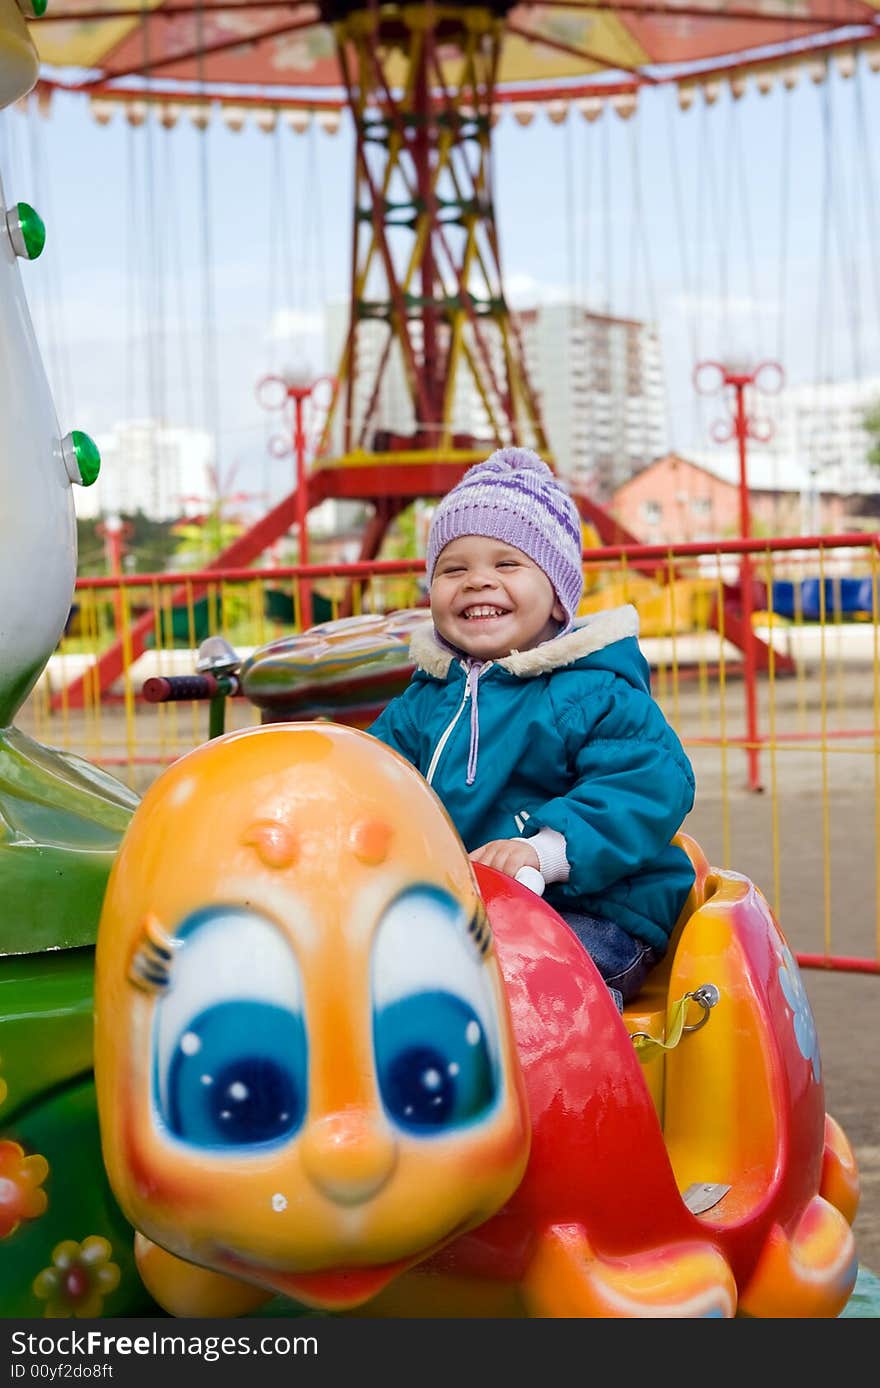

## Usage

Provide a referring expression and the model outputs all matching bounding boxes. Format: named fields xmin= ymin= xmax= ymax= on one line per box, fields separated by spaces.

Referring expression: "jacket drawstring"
xmin=465 ymin=661 xmax=483 ymax=785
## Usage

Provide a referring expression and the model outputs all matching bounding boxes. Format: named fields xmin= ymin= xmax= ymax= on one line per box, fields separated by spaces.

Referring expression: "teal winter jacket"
xmin=368 ymin=605 xmax=696 ymax=953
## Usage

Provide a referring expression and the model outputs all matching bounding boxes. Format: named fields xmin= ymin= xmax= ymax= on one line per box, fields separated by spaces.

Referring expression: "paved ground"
xmin=20 ymin=655 xmax=880 ymax=1283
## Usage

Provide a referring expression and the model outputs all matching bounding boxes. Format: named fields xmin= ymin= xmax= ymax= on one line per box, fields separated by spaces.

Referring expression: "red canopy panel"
xmin=619 ymin=7 xmax=874 ymax=67
xmin=29 ymin=0 xmax=880 ymax=94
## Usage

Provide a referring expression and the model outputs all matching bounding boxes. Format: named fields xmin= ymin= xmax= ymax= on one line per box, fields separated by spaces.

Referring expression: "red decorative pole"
xmin=257 ymin=372 xmax=336 ymax=631
xmin=694 ymin=360 xmax=784 ymax=792
xmin=96 ymin=514 xmax=133 ymax=639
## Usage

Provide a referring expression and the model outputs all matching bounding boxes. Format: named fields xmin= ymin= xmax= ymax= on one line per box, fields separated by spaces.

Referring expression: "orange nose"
xmin=301 ymin=1108 xmax=398 ymax=1205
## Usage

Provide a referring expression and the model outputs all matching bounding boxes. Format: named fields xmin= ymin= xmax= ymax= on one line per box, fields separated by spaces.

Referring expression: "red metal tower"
xmin=57 ymin=4 xmax=645 ymax=707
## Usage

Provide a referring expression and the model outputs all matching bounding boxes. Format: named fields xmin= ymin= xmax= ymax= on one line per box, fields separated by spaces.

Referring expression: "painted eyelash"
xmin=467 ymin=907 xmax=492 ymax=957
xmin=129 ymin=914 xmax=178 ymax=993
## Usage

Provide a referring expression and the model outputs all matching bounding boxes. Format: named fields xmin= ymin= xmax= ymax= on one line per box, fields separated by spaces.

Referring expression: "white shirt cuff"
xmin=514 ymin=865 xmax=546 ymax=897
xmin=526 ymin=827 xmax=570 ymax=884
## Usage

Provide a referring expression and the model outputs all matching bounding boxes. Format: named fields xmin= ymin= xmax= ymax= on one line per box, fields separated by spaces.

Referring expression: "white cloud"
xmin=266 ymin=307 xmax=324 ymax=343
xmin=503 ymin=272 xmax=574 ymax=308
xmin=670 ymin=291 xmax=781 ymax=320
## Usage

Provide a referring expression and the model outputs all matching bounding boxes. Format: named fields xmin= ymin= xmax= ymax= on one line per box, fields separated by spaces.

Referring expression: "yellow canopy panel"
xmin=26 ymin=1 xmax=880 ymax=95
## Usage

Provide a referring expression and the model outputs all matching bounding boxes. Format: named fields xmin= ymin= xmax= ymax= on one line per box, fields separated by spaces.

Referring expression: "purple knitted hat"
xmin=426 ymin=447 xmax=584 ymax=626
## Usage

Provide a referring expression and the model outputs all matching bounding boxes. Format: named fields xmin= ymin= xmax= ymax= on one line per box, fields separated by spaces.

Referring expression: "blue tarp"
xmin=771 ymin=577 xmax=877 ymax=621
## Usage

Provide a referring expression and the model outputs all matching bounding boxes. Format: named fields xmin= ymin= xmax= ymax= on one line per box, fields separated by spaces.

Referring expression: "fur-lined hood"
xmin=409 ymin=604 xmax=640 ymax=679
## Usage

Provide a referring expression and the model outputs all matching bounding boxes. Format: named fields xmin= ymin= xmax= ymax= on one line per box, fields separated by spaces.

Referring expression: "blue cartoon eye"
xmin=152 ymin=907 xmax=307 ymax=1150
xmin=375 ymin=991 xmax=494 ymax=1130
xmin=165 ymin=999 xmax=306 ymax=1146
xmin=371 ymin=886 xmax=500 ymax=1135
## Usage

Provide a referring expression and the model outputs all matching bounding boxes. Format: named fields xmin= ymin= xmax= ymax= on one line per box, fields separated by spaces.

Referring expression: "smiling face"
xmin=430 ymin=536 xmax=565 ymax=661
xmin=94 ymin=724 xmax=530 ymax=1311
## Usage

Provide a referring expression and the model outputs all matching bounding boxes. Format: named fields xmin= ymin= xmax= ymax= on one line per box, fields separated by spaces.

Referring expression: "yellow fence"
xmin=17 ymin=536 xmax=880 ymax=969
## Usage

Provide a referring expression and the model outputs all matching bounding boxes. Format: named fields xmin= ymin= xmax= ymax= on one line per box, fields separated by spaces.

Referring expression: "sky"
xmin=2 ymin=50 xmax=880 ymax=517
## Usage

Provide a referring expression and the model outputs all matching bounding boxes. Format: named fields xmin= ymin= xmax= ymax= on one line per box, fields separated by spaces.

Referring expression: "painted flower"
xmin=33 ymin=1236 xmax=120 ymax=1318
xmin=778 ymin=944 xmax=821 ymax=1083
xmin=0 ymin=1140 xmax=49 ymax=1239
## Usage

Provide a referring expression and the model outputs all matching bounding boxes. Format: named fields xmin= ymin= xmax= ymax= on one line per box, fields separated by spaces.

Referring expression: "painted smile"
xmin=218 ymin=1246 xmax=414 ymax=1310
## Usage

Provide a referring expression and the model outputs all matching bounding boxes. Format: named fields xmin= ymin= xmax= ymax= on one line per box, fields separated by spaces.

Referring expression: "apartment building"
xmin=517 ymin=303 xmax=667 ymax=498
xmin=323 ymin=299 xmax=667 ymax=490
xmin=764 ymin=376 xmax=880 ymax=495
xmin=79 ymin=419 xmax=215 ymax=522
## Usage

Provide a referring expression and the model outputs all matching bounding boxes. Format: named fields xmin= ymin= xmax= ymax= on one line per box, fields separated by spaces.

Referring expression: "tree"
xmin=75 ymin=511 xmax=180 ymax=577
xmin=376 ymin=501 xmax=427 ymax=612
xmin=862 ymin=401 xmax=880 ymax=470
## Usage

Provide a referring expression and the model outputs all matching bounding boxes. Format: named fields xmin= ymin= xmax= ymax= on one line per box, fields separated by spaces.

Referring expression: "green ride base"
xmin=1 ymin=724 xmax=142 ymax=1317
xmin=0 ymin=725 xmax=138 ymax=955
xmin=0 ymin=948 xmax=159 ymax=1316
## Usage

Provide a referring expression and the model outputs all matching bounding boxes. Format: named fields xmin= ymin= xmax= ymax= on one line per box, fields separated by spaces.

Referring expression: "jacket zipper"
xmin=425 ymin=661 xmax=492 ymax=786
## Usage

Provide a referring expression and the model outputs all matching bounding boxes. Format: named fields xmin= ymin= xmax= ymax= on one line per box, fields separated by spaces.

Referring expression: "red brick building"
xmin=610 ymin=452 xmax=849 ymax=543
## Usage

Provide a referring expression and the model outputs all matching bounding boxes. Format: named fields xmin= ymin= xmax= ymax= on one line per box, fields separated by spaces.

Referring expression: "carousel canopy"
xmin=26 ymin=0 xmax=880 ymax=111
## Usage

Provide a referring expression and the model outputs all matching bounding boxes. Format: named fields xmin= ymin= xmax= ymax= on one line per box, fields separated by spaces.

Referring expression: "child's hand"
xmin=469 ymin=839 xmax=540 ymax=878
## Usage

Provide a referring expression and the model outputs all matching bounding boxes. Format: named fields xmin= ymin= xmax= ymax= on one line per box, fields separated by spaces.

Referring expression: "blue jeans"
xmin=559 ymin=910 xmax=659 ymax=1012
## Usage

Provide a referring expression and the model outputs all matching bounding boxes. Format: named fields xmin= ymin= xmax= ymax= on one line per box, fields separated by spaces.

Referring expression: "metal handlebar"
xmin=142 ymin=673 xmax=239 ymax=703
xmin=142 ymin=638 xmax=242 ymax=739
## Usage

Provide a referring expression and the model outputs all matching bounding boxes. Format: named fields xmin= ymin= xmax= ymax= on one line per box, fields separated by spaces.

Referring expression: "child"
xmin=368 ymin=447 xmax=696 ymax=1009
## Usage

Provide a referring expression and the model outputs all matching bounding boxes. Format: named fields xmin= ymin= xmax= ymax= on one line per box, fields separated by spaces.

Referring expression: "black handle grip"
xmin=142 ymin=674 xmax=220 ymax=703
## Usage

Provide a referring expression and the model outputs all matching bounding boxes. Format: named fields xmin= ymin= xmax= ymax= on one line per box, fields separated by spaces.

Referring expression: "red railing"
xmin=25 ymin=531 xmax=880 ymax=975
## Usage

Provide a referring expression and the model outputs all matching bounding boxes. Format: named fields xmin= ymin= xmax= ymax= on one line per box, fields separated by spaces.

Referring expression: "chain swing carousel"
xmin=0 ymin=0 xmax=873 ymax=1319
xmin=23 ymin=0 xmax=880 ymax=705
